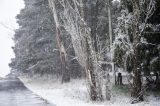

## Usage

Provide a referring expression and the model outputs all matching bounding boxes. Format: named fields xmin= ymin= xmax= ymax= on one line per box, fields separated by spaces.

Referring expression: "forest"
xmin=9 ymin=0 xmax=160 ymax=105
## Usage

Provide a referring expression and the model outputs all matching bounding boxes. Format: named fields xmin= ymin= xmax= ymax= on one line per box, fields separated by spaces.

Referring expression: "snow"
xmin=20 ymin=76 xmax=160 ymax=106
xmin=157 ymin=44 xmax=160 ymax=50
xmin=150 ymin=57 xmax=159 ymax=64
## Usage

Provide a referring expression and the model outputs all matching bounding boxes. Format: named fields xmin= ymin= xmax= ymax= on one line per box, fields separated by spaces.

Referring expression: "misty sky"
xmin=0 ymin=0 xmax=24 ymax=77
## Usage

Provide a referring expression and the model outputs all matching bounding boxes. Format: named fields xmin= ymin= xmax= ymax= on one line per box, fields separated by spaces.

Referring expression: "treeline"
xmin=10 ymin=0 xmax=160 ymax=103
xmin=9 ymin=0 xmax=83 ymax=78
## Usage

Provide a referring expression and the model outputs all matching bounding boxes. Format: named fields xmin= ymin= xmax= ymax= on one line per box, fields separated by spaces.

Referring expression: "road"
xmin=0 ymin=78 xmax=54 ymax=106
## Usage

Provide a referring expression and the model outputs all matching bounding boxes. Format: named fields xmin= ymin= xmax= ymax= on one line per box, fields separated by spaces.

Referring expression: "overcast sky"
xmin=0 ymin=0 xmax=24 ymax=77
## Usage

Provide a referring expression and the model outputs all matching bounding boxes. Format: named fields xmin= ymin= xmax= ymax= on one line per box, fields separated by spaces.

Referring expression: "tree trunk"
xmin=80 ymin=0 xmax=103 ymax=101
xmin=90 ymin=1 xmax=99 ymax=52
xmin=56 ymin=28 xmax=70 ymax=83
xmin=132 ymin=52 xmax=143 ymax=101
xmin=48 ymin=0 xmax=70 ymax=83
xmin=107 ymin=0 xmax=116 ymax=85
xmin=85 ymin=38 xmax=102 ymax=101
xmin=131 ymin=31 xmax=143 ymax=102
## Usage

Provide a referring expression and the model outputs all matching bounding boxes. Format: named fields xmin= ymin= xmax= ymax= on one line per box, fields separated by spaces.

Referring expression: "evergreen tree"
xmin=10 ymin=0 xmax=83 ymax=78
xmin=114 ymin=0 xmax=159 ymax=102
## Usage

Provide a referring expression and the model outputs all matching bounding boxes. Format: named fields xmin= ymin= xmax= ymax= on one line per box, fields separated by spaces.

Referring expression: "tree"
xmin=10 ymin=0 xmax=83 ymax=80
xmin=48 ymin=0 xmax=70 ymax=83
xmin=114 ymin=0 xmax=157 ymax=102
xmin=48 ymin=0 xmax=112 ymax=101
xmin=10 ymin=0 xmax=63 ymax=77
xmin=48 ymin=0 xmax=120 ymax=101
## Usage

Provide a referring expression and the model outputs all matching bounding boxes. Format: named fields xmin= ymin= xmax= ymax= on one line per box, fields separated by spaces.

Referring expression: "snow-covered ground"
xmin=20 ymin=76 xmax=160 ymax=106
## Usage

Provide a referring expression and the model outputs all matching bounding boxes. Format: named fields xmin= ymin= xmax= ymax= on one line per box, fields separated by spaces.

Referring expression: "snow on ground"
xmin=20 ymin=76 xmax=160 ymax=106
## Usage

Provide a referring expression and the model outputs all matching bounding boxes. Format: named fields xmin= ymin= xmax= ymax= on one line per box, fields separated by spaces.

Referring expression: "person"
xmin=117 ymin=72 xmax=122 ymax=85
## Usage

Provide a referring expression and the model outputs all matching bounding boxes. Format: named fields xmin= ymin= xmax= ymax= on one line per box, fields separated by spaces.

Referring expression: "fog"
xmin=0 ymin=0 xmax=24 ymax=77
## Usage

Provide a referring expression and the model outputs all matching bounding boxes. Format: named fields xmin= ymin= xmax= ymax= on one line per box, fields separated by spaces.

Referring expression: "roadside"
xmin=19 ymin=76 xmax=160 ymax=106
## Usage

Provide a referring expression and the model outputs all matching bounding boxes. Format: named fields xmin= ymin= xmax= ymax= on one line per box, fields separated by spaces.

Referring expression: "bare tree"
xmin=48 ymin=0 xmax=111 ymax=101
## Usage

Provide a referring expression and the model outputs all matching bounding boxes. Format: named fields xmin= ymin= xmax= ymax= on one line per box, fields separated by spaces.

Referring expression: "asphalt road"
xmin=0 ymin=78 xmax=54 ymax=106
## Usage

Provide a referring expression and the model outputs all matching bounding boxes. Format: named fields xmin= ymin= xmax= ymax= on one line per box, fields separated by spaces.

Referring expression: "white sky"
xmin=0 ymin=0 xmax=24 ymax=77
